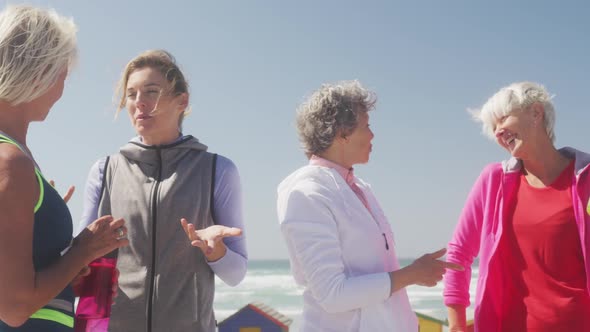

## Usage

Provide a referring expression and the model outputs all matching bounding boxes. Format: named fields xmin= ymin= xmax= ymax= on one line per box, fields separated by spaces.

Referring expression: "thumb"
xmin=220 ymin=227 xmax=242 ymax=237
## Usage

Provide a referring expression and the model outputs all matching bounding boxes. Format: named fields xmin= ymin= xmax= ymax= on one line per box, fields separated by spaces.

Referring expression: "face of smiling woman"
xmin=125 ymin=67 xmax=186 ymax=145
xmin=493 ymin=104 xmax=544 ymax=159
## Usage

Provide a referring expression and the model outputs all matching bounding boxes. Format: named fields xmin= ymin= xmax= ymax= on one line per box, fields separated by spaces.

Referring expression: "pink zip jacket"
xmin=444 ymin=147 xmax=590 ymax=332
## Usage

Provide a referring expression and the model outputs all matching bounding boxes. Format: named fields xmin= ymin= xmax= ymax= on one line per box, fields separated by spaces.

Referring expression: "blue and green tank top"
xmin=0 ymin=134 xmax=75 ymax=332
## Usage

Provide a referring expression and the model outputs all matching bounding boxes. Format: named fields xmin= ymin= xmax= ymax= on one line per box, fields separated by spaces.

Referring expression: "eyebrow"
xmin=127 ymin=82 xmax=161 ymax=92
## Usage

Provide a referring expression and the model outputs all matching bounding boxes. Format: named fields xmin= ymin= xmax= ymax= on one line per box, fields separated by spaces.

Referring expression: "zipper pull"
xmin=382 ymin=233 xmax=389 ymax=250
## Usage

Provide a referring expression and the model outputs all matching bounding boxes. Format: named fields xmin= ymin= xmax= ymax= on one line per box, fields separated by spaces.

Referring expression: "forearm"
xmin=447 ymin=304 xmax=467 ymax=331
xmin=6 ymin=247 xmax=90 ymax=326
xmin=388 ymin=265 xmax=417 ymax=294
xmin=208 ymin=244 xmax=247 ymax=286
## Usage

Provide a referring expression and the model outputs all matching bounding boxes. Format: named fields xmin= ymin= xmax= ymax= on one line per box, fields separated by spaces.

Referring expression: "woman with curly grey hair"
xmin=277 ymin=80 xmax=462 ymax=331
xmin=444 ymin=82 xmax=590 ymax=331
xmin=0 ymin=5 xmax=128 ymax=331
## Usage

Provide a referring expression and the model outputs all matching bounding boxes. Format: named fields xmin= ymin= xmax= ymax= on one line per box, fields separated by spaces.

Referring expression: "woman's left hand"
xmin=180 ymin=218 xmax=242 ymax=262
xmin=49 ymin=180 xmax=75 ymax=203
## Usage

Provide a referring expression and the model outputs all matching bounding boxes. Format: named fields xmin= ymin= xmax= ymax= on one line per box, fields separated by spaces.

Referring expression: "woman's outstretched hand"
xmin=409 ymin=248 xmax=464 ymax=287
xmin=389 ymin=248 xmax=464 ymax=294
xmin=180 ymin=218 xmax=242 ymax=262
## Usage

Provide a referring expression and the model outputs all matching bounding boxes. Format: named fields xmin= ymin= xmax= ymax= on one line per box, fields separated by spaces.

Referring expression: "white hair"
xmin=470 ymin=81 xmax=556 ymax=142
xmin=0 ymin=5 xmax=77 ymax=105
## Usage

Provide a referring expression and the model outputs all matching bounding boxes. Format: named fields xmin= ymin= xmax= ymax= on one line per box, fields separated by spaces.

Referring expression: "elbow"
xmin=0 ymin=303 xmax=34 ymax=327
xmin=317 ymin=298 xmax=347 ymax=314
xmin=219 ymin=261 xmax=247 ymax=287
xmin=223 ymin=269 xmax=246 ymax=287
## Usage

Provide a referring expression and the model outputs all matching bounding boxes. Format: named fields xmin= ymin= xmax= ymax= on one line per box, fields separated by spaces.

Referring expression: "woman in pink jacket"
xmin=444 ymin=81 xmax=590 ymax=331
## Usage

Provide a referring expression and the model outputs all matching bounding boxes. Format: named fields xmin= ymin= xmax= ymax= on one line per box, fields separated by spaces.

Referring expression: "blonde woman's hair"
xmin=0 ymin=5 xmax=77 ymax=105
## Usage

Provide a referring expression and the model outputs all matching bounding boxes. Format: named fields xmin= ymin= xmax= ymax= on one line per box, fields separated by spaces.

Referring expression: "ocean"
xmin=214 ymin=259 xmax=478 ymax=331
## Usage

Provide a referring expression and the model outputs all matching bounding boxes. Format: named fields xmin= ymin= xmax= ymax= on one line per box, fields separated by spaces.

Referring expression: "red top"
xmin=499 ymin=160 xmax=590 ymax=331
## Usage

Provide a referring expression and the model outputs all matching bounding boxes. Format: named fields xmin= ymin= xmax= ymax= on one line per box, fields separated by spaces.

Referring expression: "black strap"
xmin=98 ymin=156 xmax=118 ymax=259
xmin=98 ymin=156 xmax=110 ymax=204
xmin=210 ymin=153 xmax=217 ymax=225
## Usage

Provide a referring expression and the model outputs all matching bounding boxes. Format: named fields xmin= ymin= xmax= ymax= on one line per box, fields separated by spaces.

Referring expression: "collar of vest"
xmin=119 ymin=135 xmax=208 ymax=164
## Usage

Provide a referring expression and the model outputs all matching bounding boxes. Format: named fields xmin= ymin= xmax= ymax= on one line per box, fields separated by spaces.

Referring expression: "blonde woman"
xmin=78 ymin=50 xmax=247 ymax=332
xmin=0 ymin=5 xmax=128 ymax=331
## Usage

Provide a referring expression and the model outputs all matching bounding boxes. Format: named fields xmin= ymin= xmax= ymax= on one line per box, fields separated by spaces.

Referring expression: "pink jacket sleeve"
xmin=443 ymin=163 xmax=501 ymax=306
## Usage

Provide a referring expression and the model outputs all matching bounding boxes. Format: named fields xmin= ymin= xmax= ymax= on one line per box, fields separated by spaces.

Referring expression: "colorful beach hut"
xmin=416 ymin=312 xmax=447 ymax=332
xmin=415 ymin=311 xmax=474 ymax=332
xmin=218 ymin=302 xmax=293 ymax=332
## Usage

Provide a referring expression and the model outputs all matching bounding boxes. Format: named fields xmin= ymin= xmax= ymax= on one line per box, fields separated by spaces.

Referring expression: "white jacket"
xmin=277 ymin=165 xmax=418 ymax=332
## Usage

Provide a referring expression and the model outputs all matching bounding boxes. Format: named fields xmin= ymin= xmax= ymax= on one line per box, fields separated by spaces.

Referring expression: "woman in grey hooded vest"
xmin=78 ymin=50 xmax=247 ymax=332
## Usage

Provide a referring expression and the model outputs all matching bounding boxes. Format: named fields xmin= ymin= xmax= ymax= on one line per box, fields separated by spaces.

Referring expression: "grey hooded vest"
xmin=98 ymin=136 xmax=217 ymax=332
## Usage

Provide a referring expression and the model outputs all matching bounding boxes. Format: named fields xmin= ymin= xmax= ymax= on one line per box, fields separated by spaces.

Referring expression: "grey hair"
xmin=296 ymin=80 xmax=376 ymax=158
xmin=470 ymin=81 xmax=556 ymax=142
xmin=0 ymin=5 xmax=77 ymax=105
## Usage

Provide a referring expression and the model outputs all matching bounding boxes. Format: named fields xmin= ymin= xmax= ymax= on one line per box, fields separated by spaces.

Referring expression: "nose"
xmin=133 ymin=93 xmax=149 ymax=112
xmin=494 ymin=126 xmax=505 ymax=138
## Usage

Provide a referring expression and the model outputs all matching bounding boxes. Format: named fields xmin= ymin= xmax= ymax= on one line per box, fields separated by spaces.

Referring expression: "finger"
xmin=63 ymin=185 xmax=75 ymax=203
xmin=190 ymin=239 xmax=206 ymax=248
xmin=93 ymin=215 xmax=114 ymax=228
xmin=427 ymin=248 xmax=447 ymax=259
xmin=109 ymin=218 xmax=125 ymax=230
xmin=180 ymin=219 xmax=192 ymax=239
xmin=441 ymin=261 xmax=464 ymax=271
xmin=49 ymin=180 xmax=55 ymax=187
xmin=187 ymin=224 xmax=204 ymax=246
xmin=206 ymin=238 xmax=215 ymax=254
xmin=187 ymin=223 xmax=198 ymax=240
xmin=219 ymin=227 xmax=242 ymax=238
xmin=114 ymin=237 xmax=129 ymax=248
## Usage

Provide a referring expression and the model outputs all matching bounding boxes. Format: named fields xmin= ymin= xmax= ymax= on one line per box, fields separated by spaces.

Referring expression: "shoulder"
xmin=278 ymin=165 xmax=338 ymax=199
xmin=87 ymin=156 xmax=110 ymax=180
xmin=0 ymin=145 xmax=35 ymax=177
xmin=469 ymin=162 xmax=505 ymax=192
xmin=214 ymin=154 xmax=238 ymax=173
xmin=0 ymin=145 xmax=36 ymax=198
xmin=480 ymin=162 xmax=503 ymax=178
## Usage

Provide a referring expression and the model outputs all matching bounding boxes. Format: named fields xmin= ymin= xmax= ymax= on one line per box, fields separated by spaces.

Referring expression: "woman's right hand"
xmin=73 ymin=215 xmax=129 ymax=262
xmin=408 ymin=248 xmax=463 ymax=287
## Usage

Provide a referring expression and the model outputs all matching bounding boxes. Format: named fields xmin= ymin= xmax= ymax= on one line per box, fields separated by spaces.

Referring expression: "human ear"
xmin=177 ymin=93 xmax=189 ymax=108
xmin=530 ymin=103 xmax=544 ymax=126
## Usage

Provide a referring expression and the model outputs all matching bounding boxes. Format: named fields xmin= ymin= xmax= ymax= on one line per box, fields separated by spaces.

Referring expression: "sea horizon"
xmin=214 ymin=258 xmax=478 ymax=331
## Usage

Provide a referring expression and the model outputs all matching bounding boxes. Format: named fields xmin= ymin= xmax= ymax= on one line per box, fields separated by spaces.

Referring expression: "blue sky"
xmin=10 ymin=1 xmax=590 ymax=259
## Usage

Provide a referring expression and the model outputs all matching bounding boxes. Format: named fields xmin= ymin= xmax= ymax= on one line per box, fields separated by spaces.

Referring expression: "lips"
xmin=502 ymin=133 xmax=517 ymax=149
xmin=136 ymin=114 xmax=152 ymax=121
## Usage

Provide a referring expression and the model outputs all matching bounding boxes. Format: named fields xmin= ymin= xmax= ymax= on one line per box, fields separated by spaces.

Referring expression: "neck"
xmin=0 ymin=102 xmax=30 ymax=147
xmin=318 ymin=147 xmax=352 ymax=170
xmin=521 ymin=139 xmax=569 ymax=186
xmin=141 ymin=131 xmax=181 ymax=146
